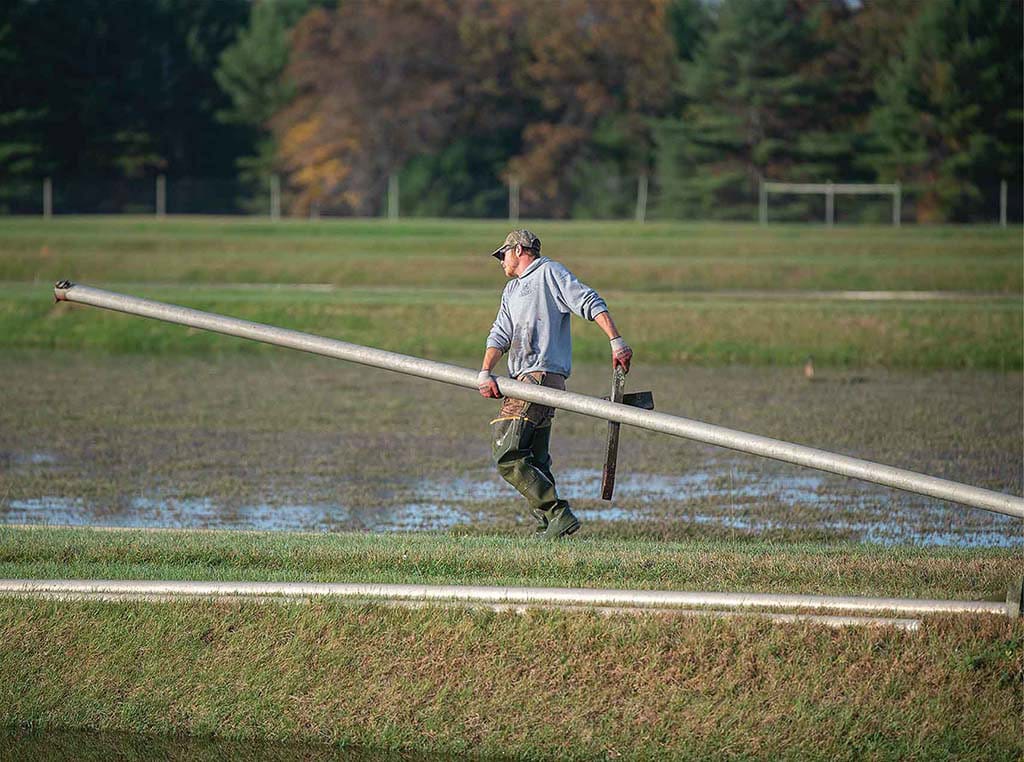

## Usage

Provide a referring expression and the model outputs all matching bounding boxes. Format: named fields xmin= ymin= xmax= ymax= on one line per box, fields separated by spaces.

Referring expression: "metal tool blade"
xmin=603 ymin=390 xmax=655 ymax=410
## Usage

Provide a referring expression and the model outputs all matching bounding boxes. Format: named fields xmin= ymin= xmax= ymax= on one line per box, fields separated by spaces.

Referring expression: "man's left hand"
xmin=478 ymin=370 xmax=503 ymax=398
xmin=610 ymin=337 xmax=632 ymax=373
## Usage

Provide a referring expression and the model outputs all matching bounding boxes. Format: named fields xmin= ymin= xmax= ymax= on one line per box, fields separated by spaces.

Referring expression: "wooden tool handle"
xmin=600 ymin=368 xmax=626 ymax=500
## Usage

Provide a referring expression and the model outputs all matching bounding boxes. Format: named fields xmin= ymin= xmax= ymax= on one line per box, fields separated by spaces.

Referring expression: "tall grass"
xmin=2 ymin=594 xmax=1020 ymax=759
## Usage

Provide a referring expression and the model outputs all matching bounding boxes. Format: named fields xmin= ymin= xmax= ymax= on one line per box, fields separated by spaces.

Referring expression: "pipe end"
xmin=1007 ymin=576 xmax=1023 ymax=619
xmin=54 ymin=280 xmax=75 ymax=302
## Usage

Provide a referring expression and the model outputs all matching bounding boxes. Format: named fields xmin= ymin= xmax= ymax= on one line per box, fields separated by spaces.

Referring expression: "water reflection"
xmin=3 ymin=466 xmax=1021 ymax=548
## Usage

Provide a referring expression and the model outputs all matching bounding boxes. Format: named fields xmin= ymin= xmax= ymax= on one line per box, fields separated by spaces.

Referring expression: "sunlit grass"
xmin=0 ymin=525 xmax=1018 ymax=600
xmin=1 ymin=282 xmax=1020 ymax=368
xmin=1 ymin=216 xmax=1020 ymax=293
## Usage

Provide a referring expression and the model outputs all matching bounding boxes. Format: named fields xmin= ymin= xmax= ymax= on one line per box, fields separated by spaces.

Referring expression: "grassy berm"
xmin=1 ymin=527 xmax=1022 ymax=760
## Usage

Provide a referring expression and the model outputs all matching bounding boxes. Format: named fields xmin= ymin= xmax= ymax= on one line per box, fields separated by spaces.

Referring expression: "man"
xmin=478 ymin=229 xmax=633 ymax=539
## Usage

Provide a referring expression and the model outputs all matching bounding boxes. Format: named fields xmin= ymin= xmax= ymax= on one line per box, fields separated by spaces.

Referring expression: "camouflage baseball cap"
xmin=491 ymin=229 xmax=541 ymax=259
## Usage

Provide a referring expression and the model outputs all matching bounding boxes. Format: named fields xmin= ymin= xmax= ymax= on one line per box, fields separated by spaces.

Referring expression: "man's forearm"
xmin=594 ymin=311 xmax=621 ymax=340
xmin=595 ymin=310 xmax=632 ymax=372
xmin=481 ymin=346 xmax=504 ymax=372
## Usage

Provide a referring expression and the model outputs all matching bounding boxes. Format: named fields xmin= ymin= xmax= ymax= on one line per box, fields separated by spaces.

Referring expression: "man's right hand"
xmin=610 ymin=337 xmax=632 ymax=373
xmin=478 ymin=370 xmax=503 ymax=398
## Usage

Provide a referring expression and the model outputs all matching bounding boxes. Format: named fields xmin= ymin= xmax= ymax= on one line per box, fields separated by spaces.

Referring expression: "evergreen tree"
xmin=214 ymin=1 xmax=308 ymax=212
xmin=654 ymin=0 xmax=850 ymax=220
xmin=1 ymin=0 xmax=251 ymax=212
xmin=0 ymin=22 xmax=47 ymax=212
xmin=869 ymin=0 xmax=1023 ymax=222
xmin=666 ymin=0 xmax=712 ymax=63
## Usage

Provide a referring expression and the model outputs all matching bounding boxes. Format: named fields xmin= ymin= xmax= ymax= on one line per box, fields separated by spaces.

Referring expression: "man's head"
xmin=491 ymin=229 xmax=541 ymax=278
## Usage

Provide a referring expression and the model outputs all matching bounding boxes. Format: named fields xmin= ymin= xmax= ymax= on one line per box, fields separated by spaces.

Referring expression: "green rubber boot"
xmin=530 ymin=424 xmax=556 ymax=485
xmin=530 ymin=425 xmax=555 ymax=534
xmin=492 ymin=418 xmax=578 ymax=537
xmin=538 ymin=502 xmax=580 ymax=540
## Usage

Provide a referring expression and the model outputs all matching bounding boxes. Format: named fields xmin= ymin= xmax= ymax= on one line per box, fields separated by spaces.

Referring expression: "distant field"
xmin=1 ymin=216 xmax=1020 ymax=292
xmin=0 ymin=216 xmax=1021 ymax=368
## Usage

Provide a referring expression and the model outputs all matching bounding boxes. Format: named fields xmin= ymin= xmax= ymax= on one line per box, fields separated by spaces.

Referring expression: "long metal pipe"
xmin=53 ymin=281 xmax=1024 ymax=519
xmin=4 ymin=591 xmax=923 ymax=630
xmin=0 ymin=578 xmax=1005 ymax=617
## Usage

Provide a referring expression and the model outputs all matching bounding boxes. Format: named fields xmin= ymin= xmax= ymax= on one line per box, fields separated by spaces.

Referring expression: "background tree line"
xmin=1 ymin=0 xmax=1020 ymax=221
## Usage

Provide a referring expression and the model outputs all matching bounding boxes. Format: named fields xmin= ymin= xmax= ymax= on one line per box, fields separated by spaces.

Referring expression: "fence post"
xmin=826 ymin=180 xmax=834 ymax=227
xmin=43 ymin=177 xmax=52 ymax=218
xmin=509 ymin=177 xmax=520 ymax=223
xmin=758 ymin=178 xmax=767 ymax=225
xmin=156 ymin=175 xmax=166 ymax=218
xmin=387 ymin=174 xmax=399 ymax=221
xmin=634 ymin=174 xmax=648 ymax=223
xmin=1000 ymin=179 xmax=1007 ymax=227
xmin=893 ymin=182 xmax=901 ymax=227
xmin=270 ymin=175 xmax=281 ymax=221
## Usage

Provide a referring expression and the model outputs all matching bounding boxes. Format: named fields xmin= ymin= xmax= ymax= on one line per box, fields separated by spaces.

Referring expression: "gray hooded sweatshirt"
xmin=486 ymin=256 xmax=607 ymax=379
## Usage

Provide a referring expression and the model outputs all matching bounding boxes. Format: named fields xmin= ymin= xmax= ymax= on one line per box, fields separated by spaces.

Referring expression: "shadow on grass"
xmin=2 ymin=727 xmax=468 ymax=762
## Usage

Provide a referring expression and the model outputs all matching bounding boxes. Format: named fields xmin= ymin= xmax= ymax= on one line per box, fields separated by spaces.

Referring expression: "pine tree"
xmin=869 ymin=0 xmax=1023 ymax=222
xmin=214 ymin=1 xmax=317 ymax=213
xmin=654 ymin=0 xmax=848 ymax=220
xmin=0 ymin=22 xmax=47 ymax=212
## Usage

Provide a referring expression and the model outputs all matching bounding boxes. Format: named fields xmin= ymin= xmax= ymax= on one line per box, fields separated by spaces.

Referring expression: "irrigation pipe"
xmin=5 ymin=590 xmax=923 ymax=631
xmin=53 ymin=281 xmax=1024 ymax=519
xmin=2 ymin=578 xmax=1007 ymax=615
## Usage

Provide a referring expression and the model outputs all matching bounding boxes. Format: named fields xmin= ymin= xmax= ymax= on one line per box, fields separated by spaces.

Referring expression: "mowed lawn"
xmin=0 ymin=216 xmax=1021 ymax=369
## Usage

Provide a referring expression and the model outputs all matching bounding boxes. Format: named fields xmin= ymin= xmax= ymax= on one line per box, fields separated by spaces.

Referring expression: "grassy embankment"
xmin=0 ymin=217 xmax=1020 ymax=369
xmin=4 ymin=594 xmax=1018 ymax=759
xmin=0 ymin=526 xmax=1021 ymax=760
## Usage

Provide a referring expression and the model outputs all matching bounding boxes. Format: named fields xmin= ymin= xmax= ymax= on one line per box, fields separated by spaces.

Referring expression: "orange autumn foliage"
xmin=274 ymin=0 xmax=675 ymax=217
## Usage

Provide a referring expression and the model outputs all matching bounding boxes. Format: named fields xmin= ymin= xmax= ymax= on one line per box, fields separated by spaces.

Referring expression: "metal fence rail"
xmin=53 ymin=281 xmax=1024 ymax=519
xmin=8 ymin=175 xmax=1021 ymax=222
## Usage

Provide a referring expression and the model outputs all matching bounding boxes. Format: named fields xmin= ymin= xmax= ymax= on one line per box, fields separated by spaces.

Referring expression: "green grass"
xmin=0 ymin=526 xmax=1018 ymax=599
xmin=1 ymin=217 xmax=1020 ymax=294
xmin=1 ymin=595 xmax=1018 ymax=759
xmin=2 ymin=217 xmax=1020 ymax=368
xmin=2 ymin=218 xmax=1021 ymax=757
xmin=1 ymin=282 xmax=1020 ymax=369
xmin=0 ymin=526 xmax=1021 ymax=759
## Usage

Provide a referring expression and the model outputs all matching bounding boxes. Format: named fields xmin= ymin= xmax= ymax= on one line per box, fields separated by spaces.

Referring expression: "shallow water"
xmin=3 ymin=355 xmax=1021 ymax=548
xmin=4 ymin=465 xmax=1021 ymax=547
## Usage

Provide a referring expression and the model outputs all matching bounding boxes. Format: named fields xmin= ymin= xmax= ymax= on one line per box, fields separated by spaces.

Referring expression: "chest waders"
xmin=491 ymin=373 xmax=580 ymax=539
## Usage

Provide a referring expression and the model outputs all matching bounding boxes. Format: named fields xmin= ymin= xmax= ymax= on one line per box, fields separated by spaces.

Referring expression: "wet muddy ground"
xmin=1 ymin=351 xmax=1021 ymax=546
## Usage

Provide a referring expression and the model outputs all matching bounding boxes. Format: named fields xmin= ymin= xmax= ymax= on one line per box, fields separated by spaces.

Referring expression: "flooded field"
xmin=1 ymin=350 xmax=1021 ymax=546
xmin=5 ymin=464 xmax=1022 ymax=547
